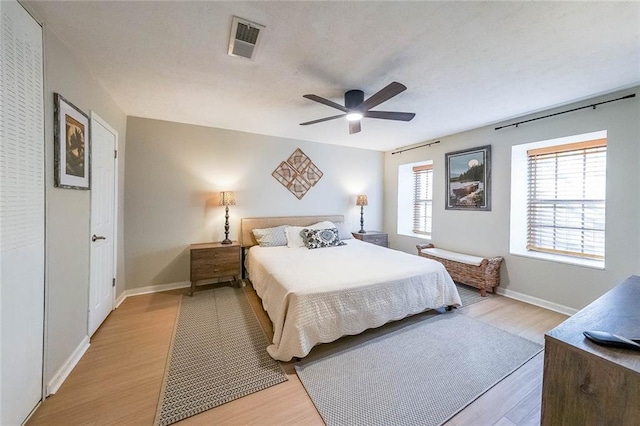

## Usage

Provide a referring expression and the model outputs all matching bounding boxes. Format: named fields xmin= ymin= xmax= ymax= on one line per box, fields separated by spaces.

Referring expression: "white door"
xmin=0 ymin=1 xmax=45 ymax=424
xmin=88 ymin=114 xmax=117 ymax=336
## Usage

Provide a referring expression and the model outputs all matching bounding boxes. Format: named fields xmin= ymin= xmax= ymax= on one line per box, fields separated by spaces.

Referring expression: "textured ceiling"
xmin=27 ymin=1 xmax=640 ymax=151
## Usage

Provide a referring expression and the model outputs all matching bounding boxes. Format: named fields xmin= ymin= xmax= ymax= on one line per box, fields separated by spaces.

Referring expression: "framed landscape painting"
xmin=445 ymin=145 xmax=491 ymax=211
xmin=54 ymin=93 xmax=90 ymax=189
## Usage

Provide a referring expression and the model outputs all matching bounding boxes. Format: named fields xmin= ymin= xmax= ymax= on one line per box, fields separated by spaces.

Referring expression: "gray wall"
xmin=384 ymin=87 xmax=640 ymax=311
xmin=124 ymin=117 xmax=384 ymax=290
xmin=42 ymin=26 xmax=127 ymax=384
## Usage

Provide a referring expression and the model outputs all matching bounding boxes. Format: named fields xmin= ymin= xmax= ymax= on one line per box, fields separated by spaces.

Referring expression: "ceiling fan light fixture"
xmin=300 ymin=82 xmax=414 ymax=134
xmin=346 ymin=111 xmax=363 ymax=121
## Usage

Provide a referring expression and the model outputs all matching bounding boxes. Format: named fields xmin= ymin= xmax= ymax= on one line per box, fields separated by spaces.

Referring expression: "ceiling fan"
xmin=300 ymin=81 xmax=416 ymax=134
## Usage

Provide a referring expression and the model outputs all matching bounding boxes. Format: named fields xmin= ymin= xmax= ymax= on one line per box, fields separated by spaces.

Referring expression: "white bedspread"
xmin=247 ymin=239 xmax=461 ymax=361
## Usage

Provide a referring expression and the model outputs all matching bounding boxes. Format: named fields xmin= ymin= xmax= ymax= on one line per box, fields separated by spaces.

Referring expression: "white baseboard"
xmin=115 ymin=281 xmax=191 ymax=308
xmin=496 ymin=287 xmax=577 ymax=316
xmin=47 ymin=335 xmax=90 ymax=395
xmin=47 ymin=282 xmax=189 ymax=395
xmin=115 ymin=291 xmax=127 ymax=308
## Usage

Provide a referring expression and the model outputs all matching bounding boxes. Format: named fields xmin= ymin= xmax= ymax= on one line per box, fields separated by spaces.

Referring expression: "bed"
xmin=241 ymin=215 xmax=462 ymax=361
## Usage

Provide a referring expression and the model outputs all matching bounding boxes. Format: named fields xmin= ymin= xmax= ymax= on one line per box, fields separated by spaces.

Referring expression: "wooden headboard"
xmin=240 ymin=215 xmax=344 ymax=247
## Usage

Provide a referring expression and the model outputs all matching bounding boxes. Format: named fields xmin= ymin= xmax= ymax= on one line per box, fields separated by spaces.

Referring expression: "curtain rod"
xmin=391 ymin=140 xmax=440 ymax=155
xmin=495 ymin=93 xmax=636 ymax=131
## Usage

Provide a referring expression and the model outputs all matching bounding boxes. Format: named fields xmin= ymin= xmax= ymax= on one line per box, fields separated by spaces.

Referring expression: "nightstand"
xmin=352 ymin=231 xmax=388 ymax=248
xmin=189 ymin=241 xmax=241 ymax=296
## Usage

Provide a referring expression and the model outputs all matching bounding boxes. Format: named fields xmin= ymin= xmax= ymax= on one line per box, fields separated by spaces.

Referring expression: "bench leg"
xmin=480 ymin=288 xmax=487 ymax=297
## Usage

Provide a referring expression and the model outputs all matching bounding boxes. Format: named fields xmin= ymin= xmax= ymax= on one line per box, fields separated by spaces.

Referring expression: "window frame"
xmin=526 ymin=139 xmax=606 ymax=261
xmin=412 ymin=164 xmax=433 ymax=236
xmin=397 ymin=160 xmax=433 ymax=240
xmin=510 ymin=130 xmax=607 ymax=269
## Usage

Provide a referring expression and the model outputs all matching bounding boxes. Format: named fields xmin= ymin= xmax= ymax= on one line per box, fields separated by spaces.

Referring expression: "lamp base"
xmin=358 ymin=206 xmax=366 ymax=234
xmin=221 ymin=205 xmax=232 ymax=244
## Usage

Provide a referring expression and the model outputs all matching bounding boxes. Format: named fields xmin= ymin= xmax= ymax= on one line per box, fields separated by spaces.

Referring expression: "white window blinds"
xmin=413 ymin=164 xmax=433 ymax=235
xmin=526 ymin=139 xmax=606 ymax=261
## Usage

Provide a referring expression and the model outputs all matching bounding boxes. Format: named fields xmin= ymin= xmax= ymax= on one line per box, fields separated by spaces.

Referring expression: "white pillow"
xmin=285 ymin=221 xmax=335 ymax=248
xmin=333 ymin=222 xmax=353 ymax=240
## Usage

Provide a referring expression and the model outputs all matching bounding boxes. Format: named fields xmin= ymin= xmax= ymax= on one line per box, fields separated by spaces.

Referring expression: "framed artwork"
xmin=445 ymin=145 xmax=491 ymax=211
xmin=54 ymin=93 xmax=90 ymax=189
xmin=272 ymin=148 xmax=323 ymax=199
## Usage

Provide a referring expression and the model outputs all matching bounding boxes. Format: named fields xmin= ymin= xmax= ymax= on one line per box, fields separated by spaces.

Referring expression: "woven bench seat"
xmin=417 ymin=243 xmax=503 ymax=297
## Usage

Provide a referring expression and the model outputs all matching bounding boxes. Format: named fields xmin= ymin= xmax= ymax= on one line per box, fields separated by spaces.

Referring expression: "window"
xmin=527 ymin=139 xmax=606 ymax=260
xmin=510 ymin=131 xmax=607 ymax=268
xmin=397 ymin=160 xmax=432 ymax=238
xmin=413 ymin=164 xmax=433 ymax=235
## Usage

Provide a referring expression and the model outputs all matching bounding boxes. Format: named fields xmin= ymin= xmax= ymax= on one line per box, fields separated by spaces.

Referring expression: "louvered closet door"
xmin=0 ymin=1 xmax=45 ymax=424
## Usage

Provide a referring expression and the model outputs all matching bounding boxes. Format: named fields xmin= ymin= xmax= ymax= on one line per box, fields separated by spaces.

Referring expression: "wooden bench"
xmin=416 ymin=243 xmax=503 ymax=297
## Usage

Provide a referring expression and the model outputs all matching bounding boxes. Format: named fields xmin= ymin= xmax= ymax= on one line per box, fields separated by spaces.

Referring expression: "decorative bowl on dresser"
xmin=352 ymin=231 xmax=388 ymax=248
xmin=189 ymin=241 xmax=241 ymax=296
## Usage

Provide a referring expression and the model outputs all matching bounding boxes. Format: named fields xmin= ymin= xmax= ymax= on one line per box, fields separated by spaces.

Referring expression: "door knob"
xmin=92 ymin=235 xmax=106 ymax=242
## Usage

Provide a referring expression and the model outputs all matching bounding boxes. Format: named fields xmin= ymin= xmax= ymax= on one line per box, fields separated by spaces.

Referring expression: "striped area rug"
xmin=155 ymin=286 xmax=287 ymax=426
xmin=455 ymin=282 xmax=492 ymax=306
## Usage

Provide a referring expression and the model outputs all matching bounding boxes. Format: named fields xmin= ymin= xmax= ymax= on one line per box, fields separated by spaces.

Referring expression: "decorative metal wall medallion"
xmin=272 ymin=148 xmax=323 ymax=199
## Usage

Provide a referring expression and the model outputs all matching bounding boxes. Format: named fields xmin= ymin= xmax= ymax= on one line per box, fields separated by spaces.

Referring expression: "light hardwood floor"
xmin=28 ymin=282 xmax=567 ymax=426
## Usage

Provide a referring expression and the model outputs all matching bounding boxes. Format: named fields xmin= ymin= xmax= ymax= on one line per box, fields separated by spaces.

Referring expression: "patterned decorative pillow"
xmin=252 ymin=225 xmax=289 ymax=247
xmin=286 ymin=221 xmax=336 ymax=248
xmin=301 ymin=228 xmax=346 ymax=249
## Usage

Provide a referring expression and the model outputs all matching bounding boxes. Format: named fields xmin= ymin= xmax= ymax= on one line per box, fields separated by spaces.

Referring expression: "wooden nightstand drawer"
xmin=189 ymin=242 xmax=241 ymax=294
xmin=191 ymin=259 xmax=240 ymax=281
xmin=364 ymin=235 xmax=388 ymax=247
xmin=352 ymin=231 xmax=388 ymax=248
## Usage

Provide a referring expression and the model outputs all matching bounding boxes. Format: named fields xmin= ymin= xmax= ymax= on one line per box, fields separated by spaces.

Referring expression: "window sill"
xmin=510 ymin=248 xmax=604 ymax=270
xmin=398 ymin=232 xmax=432 ymax=241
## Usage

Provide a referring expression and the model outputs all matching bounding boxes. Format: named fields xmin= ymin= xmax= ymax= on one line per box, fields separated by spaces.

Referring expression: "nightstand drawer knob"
xmin=214 ymin=268 xmax=220 ymax=272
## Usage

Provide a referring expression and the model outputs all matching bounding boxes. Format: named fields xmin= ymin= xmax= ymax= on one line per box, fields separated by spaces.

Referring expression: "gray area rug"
xmin=295 ymin=313 xmax=541 ymax=426
xmin=155 ymin=287 xmax=287 ymax=426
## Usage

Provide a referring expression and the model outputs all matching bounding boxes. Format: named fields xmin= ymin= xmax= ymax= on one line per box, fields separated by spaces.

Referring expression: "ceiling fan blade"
xmin=300 ymin=114 xmax=345 ymax=126
xmin=364 ymin=111 xmax=416 ymax=121
xmin=360 ymin=82 xmax=407 ymax=111
xmin=349 ymin=120 xmax=361 ymax=134
xmin=303 ymin=94 xmax=348 ymax=112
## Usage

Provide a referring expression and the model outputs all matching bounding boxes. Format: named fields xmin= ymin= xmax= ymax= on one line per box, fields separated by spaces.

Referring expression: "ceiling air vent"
xmin=228 ymin=16 xmax=265 ymax=60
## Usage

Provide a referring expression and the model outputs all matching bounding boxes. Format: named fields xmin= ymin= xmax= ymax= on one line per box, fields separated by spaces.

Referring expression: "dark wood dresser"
xmin=189 ymin=241 xmax=241 ymax=295
xmin=352 ymin=231 xmax=388 ymax=248
xmin=541 ymin=275 xmax=640 ymax=425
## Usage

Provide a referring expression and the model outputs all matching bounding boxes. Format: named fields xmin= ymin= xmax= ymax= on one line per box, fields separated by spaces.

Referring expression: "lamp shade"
xmin=356 ymin=195 xmax=368 ymax=206
xmin=219 ymin=191 xmax=236 ymax=206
